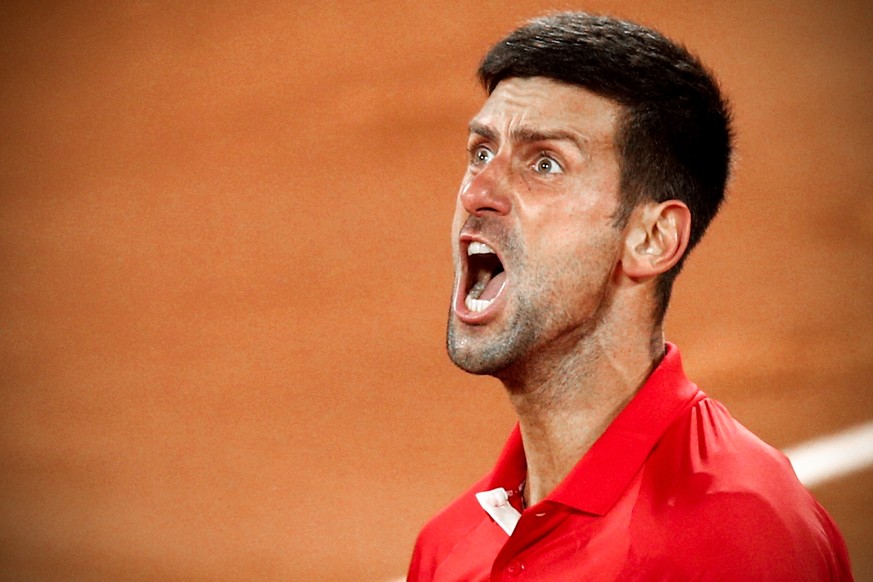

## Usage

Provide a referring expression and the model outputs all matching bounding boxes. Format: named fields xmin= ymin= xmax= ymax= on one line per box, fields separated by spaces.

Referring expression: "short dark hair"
xmin=478 ymin=12 xmax=733 ymax=322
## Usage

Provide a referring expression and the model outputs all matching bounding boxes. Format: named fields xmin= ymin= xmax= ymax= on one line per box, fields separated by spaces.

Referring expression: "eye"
xmin=533 ymin=155 xmax=563 ymax=174
xmin=470 ymin=146 xmax=494 ymax=167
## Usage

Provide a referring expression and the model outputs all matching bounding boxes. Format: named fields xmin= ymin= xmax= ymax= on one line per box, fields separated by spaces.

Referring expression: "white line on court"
xmin=784 ymin=420 xmax=873 ymax=489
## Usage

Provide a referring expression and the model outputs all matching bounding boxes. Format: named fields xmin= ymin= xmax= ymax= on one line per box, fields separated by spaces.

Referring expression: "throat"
xmin=478 ymin=270 xmax=505 ymax=301
xmin=467 ymin=252 xmax=506 ymax=298
xmin=463 ymin=251 xmax=506 ymax=312
xmin=467 ymin=269 xmax=506 ymax=301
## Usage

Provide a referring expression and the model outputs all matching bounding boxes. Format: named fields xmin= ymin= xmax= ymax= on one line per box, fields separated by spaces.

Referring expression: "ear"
xmin=621 ymin=200 xmax=691 ymax=280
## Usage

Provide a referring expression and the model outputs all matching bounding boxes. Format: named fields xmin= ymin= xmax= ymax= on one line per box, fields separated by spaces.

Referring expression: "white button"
xmin=506 ymin=560 xmax=525 ymax=575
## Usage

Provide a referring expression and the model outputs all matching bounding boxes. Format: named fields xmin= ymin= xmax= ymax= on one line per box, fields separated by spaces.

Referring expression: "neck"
xmin=505 ymin=324 xmax=664 ymax=507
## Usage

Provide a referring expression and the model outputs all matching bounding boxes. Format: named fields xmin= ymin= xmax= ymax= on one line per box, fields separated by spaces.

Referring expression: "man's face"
xmin=447 ymin=76 xmax=626 ymax=376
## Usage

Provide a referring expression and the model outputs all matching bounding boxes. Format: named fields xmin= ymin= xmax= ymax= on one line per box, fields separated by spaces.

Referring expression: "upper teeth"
xmin=468 ymin=241 xmax=495 ymax=256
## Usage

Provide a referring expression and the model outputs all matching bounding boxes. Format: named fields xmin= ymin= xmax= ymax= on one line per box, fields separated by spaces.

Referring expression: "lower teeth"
xmin=465 ymin=295 xmax=492 ymax=312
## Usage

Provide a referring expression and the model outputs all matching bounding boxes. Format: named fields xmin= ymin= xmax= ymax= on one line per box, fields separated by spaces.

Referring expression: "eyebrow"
xmin=468 ymin=121 xmax=588 ymax=153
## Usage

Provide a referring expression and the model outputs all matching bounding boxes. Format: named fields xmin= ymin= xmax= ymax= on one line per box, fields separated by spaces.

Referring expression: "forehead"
xmin=471 ymin=77 xmax=621 ymax=144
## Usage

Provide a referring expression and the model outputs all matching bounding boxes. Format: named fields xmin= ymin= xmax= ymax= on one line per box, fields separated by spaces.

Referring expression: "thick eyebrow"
xmin=468 ymin=121 xmax=498 ymax=143
xmin=468 ymin=121 xmax=588 ymax=153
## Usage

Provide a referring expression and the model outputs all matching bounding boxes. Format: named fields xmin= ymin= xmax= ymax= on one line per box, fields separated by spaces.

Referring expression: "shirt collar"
xmin=486 ymin=342 xmax=704 ymax=516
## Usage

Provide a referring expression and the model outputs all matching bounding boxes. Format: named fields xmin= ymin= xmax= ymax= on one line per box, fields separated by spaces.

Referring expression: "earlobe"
xmin=621 ymin=200 xmax=691 ymax=280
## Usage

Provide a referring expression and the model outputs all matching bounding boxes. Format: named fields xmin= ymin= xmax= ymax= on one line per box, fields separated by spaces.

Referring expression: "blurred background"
xmin=1 ymin=1 xmax=871 ymax=580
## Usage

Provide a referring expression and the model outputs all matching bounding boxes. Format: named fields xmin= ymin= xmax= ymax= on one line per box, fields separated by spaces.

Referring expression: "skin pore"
xmin=446 ymin=77 xmax=690 ymax=506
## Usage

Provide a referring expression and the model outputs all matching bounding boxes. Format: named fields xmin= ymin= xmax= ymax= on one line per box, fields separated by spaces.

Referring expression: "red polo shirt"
xmin=407 ymin=344 xmax=853 ymax=581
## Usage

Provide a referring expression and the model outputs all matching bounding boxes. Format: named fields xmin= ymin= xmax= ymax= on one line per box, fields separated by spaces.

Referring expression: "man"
xmin=407 ymin=12 xmax=852 ymax=581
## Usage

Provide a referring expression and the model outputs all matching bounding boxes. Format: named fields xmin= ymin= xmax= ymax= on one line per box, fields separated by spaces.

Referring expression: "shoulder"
xmin=639 ymin=397 xmax=853 ymax=580
xmin=649 ymin=397 xmax=800 ymax=494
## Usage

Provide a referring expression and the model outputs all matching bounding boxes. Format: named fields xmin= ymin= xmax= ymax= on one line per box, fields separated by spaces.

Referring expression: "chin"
xmin=446 ymin=324 xmax=518 ymax=377
xmin=448 ymin=352 xmax=509 ymax=376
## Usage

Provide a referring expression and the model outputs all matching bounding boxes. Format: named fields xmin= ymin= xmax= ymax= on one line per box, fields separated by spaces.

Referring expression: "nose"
xmin=459 ymin=162 xmax=512 ymax=217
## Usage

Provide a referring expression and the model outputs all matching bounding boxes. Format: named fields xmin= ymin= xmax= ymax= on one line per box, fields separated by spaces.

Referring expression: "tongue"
xmin=479 ymin=271 xmax=506 ymax=301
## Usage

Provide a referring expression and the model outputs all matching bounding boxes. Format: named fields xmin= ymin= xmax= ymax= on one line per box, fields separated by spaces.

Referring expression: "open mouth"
xmin=463 ymin=241 xmax=507 ymax=313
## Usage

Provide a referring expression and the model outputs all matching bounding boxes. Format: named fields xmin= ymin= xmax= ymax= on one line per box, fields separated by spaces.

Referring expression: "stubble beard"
xmin=446 ymin=293 xmax=539 ymax=377
xmin=445 ymin=253 xmax=616 ymax=383
xmin=445 ymin=218 xmax=540 ymax=377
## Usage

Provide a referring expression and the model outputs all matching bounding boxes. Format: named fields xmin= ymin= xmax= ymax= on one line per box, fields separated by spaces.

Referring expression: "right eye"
xmin=470 ymin=146 xmax=494 ymax=167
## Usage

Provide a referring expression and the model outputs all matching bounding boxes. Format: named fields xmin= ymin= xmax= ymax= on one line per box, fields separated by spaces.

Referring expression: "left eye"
xmin=533 ymin=156 xmax=563 ymax=174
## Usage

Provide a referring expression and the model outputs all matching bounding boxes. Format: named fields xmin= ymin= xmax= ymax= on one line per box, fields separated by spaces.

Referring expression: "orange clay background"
xmin=1 ymin=1 xmax=872 ymax=580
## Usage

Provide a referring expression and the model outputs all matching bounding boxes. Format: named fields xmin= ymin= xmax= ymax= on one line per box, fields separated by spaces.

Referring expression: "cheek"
xmin=450 ymin=202 xmax=466 ymax=256
xmin=535 ymin=228 xmax=620 ymax=290
xmin=451 ymin=207 xmax=464 ymax=239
